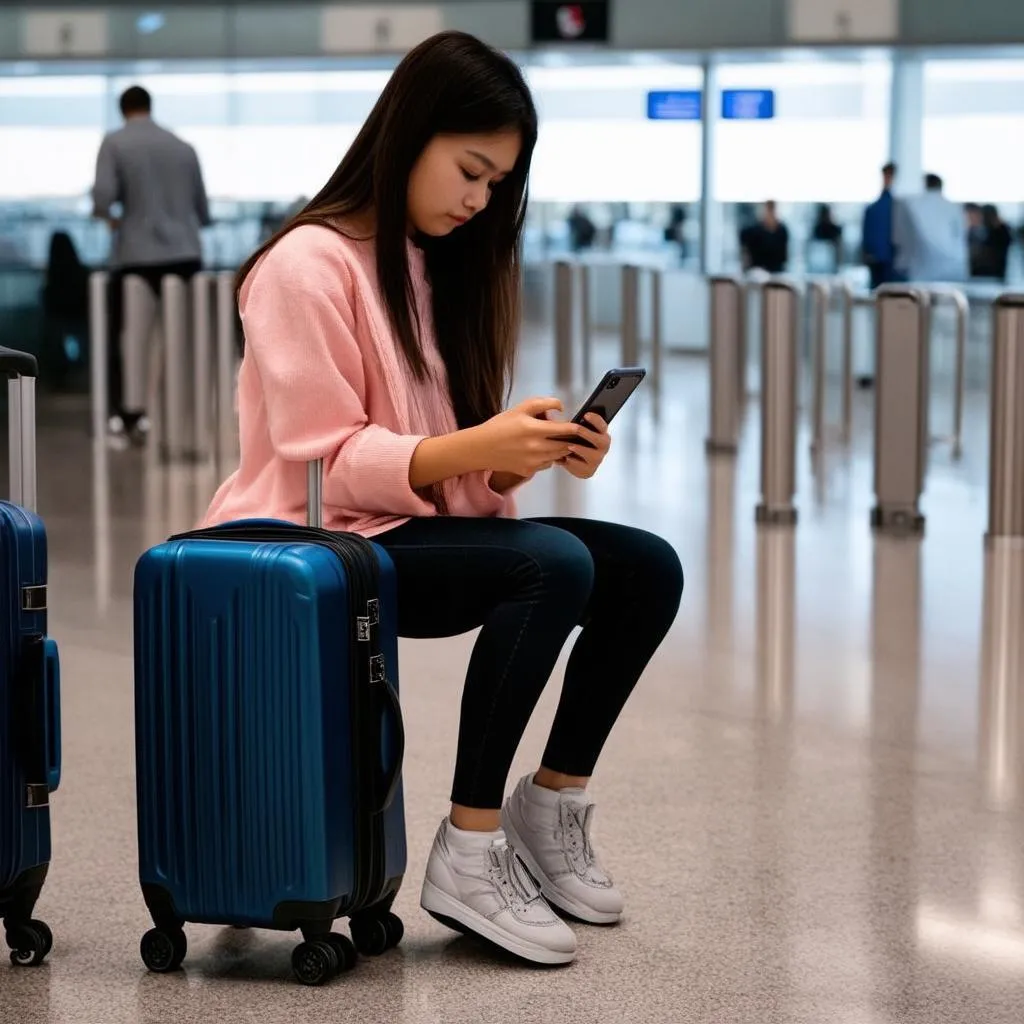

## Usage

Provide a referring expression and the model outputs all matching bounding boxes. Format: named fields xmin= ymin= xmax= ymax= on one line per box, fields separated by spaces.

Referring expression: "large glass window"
xmin=923 ymin=58 xmax=1024 ymax=205
xmin=525 ymin=63 xmax=704 ymax=203
xmin=0 ymin=75 xmax=106 ymax=198
xmin=714 ymin=57 xmax=892 ymax=203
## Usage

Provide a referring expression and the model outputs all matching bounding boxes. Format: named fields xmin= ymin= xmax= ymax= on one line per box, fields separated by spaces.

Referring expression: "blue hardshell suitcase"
xmin=133 ymin=461 xmax=406 ymax=985
xmin=0 ymin=347 xmax=61 ymax=969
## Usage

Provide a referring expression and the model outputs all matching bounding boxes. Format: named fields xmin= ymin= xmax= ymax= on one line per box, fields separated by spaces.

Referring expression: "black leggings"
xmin=373 ymin=515 xmax=684 ymax=809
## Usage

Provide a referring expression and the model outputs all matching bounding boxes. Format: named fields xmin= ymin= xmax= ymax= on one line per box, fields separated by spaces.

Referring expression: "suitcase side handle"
xmin=15 ymin=634 xmax=58 ymax=808
xmin=375 ymin=675 xmax=405 ymax=814
xmin=44 ymin=638 xmax=62 ymax=794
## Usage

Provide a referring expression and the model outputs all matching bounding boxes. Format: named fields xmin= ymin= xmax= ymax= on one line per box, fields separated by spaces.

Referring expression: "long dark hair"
xmin=237 ymin=31 xmax=538 ymax=428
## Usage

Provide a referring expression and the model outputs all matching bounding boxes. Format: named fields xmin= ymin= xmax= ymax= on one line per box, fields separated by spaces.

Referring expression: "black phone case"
xmin=563 ymin=368 xmax=646 ymax=447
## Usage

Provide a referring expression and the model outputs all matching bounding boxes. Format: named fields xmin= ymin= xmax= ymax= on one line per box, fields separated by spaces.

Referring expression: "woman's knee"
xmin=618 ymin=526 xmax=685 ymax=610
xmin=515 ymin=526 xmax=595 ymax=610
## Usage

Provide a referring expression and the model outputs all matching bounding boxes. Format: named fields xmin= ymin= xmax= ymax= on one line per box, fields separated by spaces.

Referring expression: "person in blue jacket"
xmin=861 ymin=162 xmax=902 ymax=289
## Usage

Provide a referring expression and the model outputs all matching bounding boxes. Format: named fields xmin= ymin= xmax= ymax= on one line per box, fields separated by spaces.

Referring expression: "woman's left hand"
xmin=559 ymin=413 xmax=611 ymax=479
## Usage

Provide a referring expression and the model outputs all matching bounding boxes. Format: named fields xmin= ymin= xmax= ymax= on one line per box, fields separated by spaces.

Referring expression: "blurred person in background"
xmin=966 ymin=203 xmax=986 ymax=277
xmin=861 ymin=162 xmax=901 ymax=289
xmin=40 ymin=231 xmax=90 ymax=390
xmin=567 ymin=204 xmax=596 ymax=252
xmin=92 ymin=85 xmax=211 ymax=447
xmin=809 ymin=203 xmax=843 ymax=272
xmin=663 ymin=204 xmax=688 ymax=261
xmin=812 ymin=204 xmax=842 ymax=248
xmin=973 ymin=204 xmax=1013 ymax=281
xmin=739 ymin=200 xmax=788 ymax=274
xmin=892 ymin=173 xmax=968 ymax=283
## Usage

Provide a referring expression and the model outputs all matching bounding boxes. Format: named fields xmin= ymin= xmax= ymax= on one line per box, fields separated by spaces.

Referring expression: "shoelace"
xmin=489 ymin=839 xmax=542 ymax=908
xmin=561 ymin=802 xmax=599 ymax=872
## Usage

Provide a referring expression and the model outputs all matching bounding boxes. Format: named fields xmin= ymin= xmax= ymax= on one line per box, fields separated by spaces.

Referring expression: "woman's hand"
xmin=473 ymin=397 xmax=582 ymax=479
xmin=559 ymin=413 xmax=611 ymax=479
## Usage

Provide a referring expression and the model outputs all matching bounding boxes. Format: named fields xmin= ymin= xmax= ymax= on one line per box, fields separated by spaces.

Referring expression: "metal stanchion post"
xmin=809 ymin=280 xmax=830 ymax=455
xmin=951 ymin=290 xmax=967 ymax=460
xmin=756 ymin=281 xmax=800 ymax=525
xmin=579 ymin=262 xmax=592 ymax=385
xmin=738 ymin=280 xmax=748 ymax=402
xmin=554 ymin=260 xmax=574 ymax=389
xmin=192 ymin=273 xmax=214 ymax=463
xmin=840 ymin=281 xmax=855 ymax=442
xmin=122 ymin=274 xmax=156 ymax=415
xmin=621 ymin=264 xmax=640 ymax=367
xmin=215 ymin=271 xmax=238 ymax=469
xmin=650 ymin=268 xmax=663 ymax=400
xmin=986 ymin=294 xmax=1024 ymax=541
xmin=161 ymin=276 xmax=189 ymax=462
xmin=706 ymin=275 xmax=743 ymax=455
xmin=929 ymin=289 xmax=968 ymax=459
xmin=89 ymin=271 xmax=109 ymax=444
xmin=740 ymin=270 xmax=769 ymax=402
xmin=871 ymin=287 xmax=930 ymax=535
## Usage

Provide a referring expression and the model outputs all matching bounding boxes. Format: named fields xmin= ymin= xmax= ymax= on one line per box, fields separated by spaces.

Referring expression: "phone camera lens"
xmin=608 ymin=377 xmax=620 ymax=389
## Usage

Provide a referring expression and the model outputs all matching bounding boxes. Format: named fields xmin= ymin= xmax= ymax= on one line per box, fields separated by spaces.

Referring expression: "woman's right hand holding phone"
xmin=474 ymin=397 xmax=582 ymax=479
xmin=409 ymin=396 xmax=580 ymax=492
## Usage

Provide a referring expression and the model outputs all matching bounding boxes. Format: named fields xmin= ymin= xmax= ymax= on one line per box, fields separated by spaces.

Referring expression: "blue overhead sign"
xmin=647 ymin=90 xmax=703 ymax=121
xmin=721 ymin=89 xmax=776 ymax=120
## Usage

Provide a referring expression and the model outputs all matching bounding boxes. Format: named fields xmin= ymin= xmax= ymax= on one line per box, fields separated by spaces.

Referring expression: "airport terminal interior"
xmin=3 ymin=2 xmax=1024 ymax=1022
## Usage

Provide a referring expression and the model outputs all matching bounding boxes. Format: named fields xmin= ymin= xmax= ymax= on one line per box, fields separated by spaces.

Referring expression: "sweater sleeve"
xmin=240 ymin=239 xmax=436 ymax=518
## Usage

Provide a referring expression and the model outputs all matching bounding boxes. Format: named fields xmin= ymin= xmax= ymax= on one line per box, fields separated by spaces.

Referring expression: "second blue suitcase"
xmin=1 ymin=347 xmax=61 ymax=971
xmin=133 ymin=468 xmax=406 ymax=986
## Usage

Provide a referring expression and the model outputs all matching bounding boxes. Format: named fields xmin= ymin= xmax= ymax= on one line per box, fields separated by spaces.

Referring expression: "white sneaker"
xmin=129 ymin=415 xmax=151 ymax=447
xmin=420 ymin=818 xmax=577 ymax=965
xmin=106 ymin=415 xmax=129 ymax=451
xmin=502 ymin=774 xmax=624 ymax=925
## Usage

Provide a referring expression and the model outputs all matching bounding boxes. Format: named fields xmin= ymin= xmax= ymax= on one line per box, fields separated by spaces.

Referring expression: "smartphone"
xmin=556 ymin=367 xmax=647 ymax=447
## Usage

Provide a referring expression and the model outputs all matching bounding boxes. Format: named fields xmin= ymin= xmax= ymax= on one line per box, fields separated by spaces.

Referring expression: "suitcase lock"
xmin=357 ymin=599 xmax=380 ymax=642
xmin=26 ymin=783 xmax=49 ymax=809
xmin=370 ymin=655 xmax=386 ymax=684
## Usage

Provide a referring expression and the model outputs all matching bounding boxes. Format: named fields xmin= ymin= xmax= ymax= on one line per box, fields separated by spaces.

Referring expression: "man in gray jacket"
xmin=93 ymin=85 xmax=211 ymax=445
xmin=892 ymin=173 xmax=969 ymax=284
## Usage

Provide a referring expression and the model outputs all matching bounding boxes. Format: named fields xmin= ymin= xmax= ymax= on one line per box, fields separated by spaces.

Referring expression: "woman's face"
xmin=407 ymin=130 xmax=521 ymax=237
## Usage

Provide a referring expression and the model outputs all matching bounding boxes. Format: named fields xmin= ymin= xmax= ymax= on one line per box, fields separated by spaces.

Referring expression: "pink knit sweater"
xmin=201 ymin=224 xmax=516 ymax=536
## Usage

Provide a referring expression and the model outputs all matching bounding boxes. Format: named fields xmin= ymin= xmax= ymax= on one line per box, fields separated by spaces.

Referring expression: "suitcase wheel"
xmin=292 ymin=939 xmax=340 ymax=986
xmin=140 ymin=928 xmax=188 ymax=973
xmin=384 ymin=913 xmax=404 ymax=949
xmin=6 ymin=920 xmax=53 ymax=967
xmin=324 ymin=933 xmax=357 ymax=975
xmin=350 ymin=912 xmax=403 ymax=957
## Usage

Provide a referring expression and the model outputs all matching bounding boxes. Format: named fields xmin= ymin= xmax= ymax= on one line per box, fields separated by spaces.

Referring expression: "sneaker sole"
xmin=502 ymin=816 xmax=622 ymax=926
xmin=420 ymin=880 xmax=575 ymax=966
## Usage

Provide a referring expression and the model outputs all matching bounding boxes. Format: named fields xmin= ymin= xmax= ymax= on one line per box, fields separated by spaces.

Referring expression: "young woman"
xmin=201 ymin=31 xmax=684 ymax=966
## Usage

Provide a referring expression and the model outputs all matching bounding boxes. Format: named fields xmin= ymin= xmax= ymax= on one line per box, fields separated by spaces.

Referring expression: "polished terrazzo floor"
xmin=3 ymin=325 xmax=1024 ymax=1023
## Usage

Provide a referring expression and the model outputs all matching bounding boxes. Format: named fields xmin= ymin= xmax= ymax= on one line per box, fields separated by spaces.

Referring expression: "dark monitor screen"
xmin=531 ymin=2 xmax=610 ymax=43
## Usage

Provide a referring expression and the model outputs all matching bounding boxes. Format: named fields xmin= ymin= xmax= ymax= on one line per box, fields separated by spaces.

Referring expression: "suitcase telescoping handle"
xmin=0 ymin=345 xmax=38 ymax=512
xmin=306 ymin=458 xmax=324 ymax=528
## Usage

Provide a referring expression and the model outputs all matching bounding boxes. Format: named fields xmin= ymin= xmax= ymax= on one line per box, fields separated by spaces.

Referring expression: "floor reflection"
xmin=755 ymin=524 xmax=796 ymax=725
xmin=978 ymin=540 xmax=1024 ymax=812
